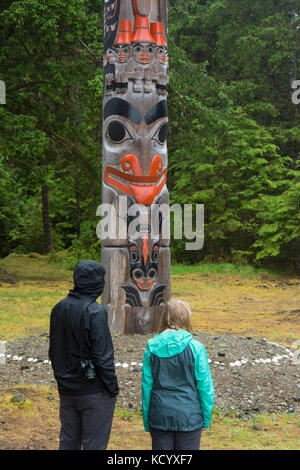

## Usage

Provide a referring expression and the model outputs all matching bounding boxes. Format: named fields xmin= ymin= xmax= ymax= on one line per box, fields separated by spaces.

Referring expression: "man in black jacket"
xmin=49 ymin=260 xmax=119 ymax=450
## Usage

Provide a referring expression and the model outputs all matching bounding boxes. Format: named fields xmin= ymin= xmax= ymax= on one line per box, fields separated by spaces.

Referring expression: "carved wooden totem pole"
xmin=101 ymin=0 xmax=170 ymax=334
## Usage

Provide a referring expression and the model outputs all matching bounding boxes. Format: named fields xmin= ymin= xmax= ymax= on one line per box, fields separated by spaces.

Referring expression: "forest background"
xmin=0 ymin=0 xmax=299 ymax=270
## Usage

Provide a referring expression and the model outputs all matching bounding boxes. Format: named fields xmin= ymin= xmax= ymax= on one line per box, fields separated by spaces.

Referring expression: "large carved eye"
xmin=129 ymin=246 xmax=139 ymax=263
xmin=133 ymin=268 xmax=143 ymax=280
xmin=148 ymin=268 xmax=157 ymax=280
xmin=153 ymin=123 xmax=168 ymax=144
xmin=152 ymin=246 xmax=159 ymax=262
xmin=106 ymin=120 xmax=132 ymax=144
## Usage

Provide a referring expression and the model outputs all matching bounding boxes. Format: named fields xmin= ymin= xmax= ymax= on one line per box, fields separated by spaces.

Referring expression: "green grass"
xmin=171 ymin=262 xmax=285 ymax=278
xmin=1 ymin=254 xmax=300 ymax=342
xmin=1 ymin=385 xmax=299 ymax=450
xmin=0 ymin=282 xmax=70 ymax=340
xmin=0 ymin=253 xmax=72 ymax=281
xmin=1 ymin=252 xmax=292 ymax=281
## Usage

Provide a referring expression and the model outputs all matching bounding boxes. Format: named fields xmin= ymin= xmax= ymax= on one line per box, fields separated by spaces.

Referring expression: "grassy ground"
xmin=0 ymin=253 xmax=300 ymax=450
xmin=0 ymin=254 xmax=299 ymax=344
xmin=0 ymin=385 xmax=299 ymax=450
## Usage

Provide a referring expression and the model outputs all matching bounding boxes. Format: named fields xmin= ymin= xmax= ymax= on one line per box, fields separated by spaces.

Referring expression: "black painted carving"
xmin=121 ymin=285 xmax=143 ymax=307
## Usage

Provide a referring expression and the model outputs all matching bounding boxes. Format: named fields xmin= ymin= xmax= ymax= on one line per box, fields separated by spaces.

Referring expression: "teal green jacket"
xmin=142 ymin=329 xmax=214 ymax=432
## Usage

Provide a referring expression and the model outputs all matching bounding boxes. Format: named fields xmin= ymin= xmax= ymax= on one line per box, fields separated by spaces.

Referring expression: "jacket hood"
xmin=147 ymin=329 xmax=193 ymax=358
xmin=69 ymin=260 xmax=106 ymax=300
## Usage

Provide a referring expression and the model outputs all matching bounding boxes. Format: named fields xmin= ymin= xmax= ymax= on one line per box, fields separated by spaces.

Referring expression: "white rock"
xmin=130 ymin=362 xmax=137 ymax=366
xmin=122 ymin=363 xmax=129 ymax=368
xmin=138 ymin=363 xmax=143 ymax=367
xmin=115 ymin=363 xmax=121 ymax=367
xmin=27 ymin=358 xmax=33 ymax=362
xmin=6 ymin=354 xmax=11 ymax=359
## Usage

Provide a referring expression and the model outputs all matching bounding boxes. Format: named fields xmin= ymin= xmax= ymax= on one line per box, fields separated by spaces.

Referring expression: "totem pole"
xmin=101 ymin=0 xmax=170 ymax=334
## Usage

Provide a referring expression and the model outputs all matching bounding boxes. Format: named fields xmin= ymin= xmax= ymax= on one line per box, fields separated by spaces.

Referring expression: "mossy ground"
xmin=0 ymin=385 xmax=299 ymax=450
xmin=0 ymin=254 xmax=299 ymax=449
xmin=0 ymin=254 xmax=299 ymax=345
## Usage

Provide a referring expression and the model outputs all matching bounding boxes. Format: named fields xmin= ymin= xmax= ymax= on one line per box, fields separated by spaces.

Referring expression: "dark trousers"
xmin=59 ymin=391 xmax=116 ymax=450
xmin=150 ymin=427 xmax=202 ymax=451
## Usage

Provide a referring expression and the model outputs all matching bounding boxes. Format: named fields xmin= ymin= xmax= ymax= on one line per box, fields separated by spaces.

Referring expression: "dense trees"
xmin=0 ymin=0 xmax=299 ymax=268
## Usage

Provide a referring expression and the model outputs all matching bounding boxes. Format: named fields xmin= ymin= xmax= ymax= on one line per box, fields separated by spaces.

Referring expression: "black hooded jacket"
xmin=49 ymin=260 xmax=119 ymax=397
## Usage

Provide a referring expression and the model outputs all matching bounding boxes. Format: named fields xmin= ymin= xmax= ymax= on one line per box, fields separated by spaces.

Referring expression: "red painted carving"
xmin=104 ymin=154 xmax=167 ymax=205
xmin=143 ymin=234 xmax=149 ymax=266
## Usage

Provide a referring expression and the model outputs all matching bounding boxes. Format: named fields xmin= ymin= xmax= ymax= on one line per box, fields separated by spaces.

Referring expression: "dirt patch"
xmin=0 ymin=386 xmax=59 ymax=450
xmin=0 ymin=384 xmax=299 ymax=450
xmin=0 ymin=266 xmax=17 ymax=285
xmin=0 ymin=332 xmax=299 ymax=419
xmin=172 ymin=273 xmax=300 ymax=344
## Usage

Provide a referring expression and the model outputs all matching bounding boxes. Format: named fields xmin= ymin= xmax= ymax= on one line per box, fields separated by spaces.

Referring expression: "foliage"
xmin=0 ymin=0 xmax=299 ymax=268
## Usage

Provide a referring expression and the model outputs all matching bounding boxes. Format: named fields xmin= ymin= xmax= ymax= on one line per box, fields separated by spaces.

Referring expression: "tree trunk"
xmin=75 ymin=180 xmax=81 ymax=239
xmin=42 ymin=183 xmax=53 ymax=253
xmin=289 ymin=8 xmax=298 ymax=121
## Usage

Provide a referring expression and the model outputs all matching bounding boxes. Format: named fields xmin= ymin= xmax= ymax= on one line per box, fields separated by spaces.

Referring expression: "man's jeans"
xmin=59 ymin=391 xmax=117 ymax=450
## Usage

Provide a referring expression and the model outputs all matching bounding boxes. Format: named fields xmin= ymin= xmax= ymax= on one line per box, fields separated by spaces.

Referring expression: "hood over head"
xmin=69 ymin=260 xmax=106 ymax=300
xmin=147 ymin=329 xmax=193 ymax=358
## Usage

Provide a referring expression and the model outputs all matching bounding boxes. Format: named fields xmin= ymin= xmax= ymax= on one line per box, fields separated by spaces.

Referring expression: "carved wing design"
xmin=104 ymin=0 xmax=121 ymax=49
xmin=150 ymin=284 xmax=166 ymax=307
xmin=121 ymin=285 xmax=143 ymax=307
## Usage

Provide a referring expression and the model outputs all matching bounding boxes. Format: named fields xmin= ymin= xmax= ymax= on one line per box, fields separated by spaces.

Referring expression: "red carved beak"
xmin=104 ymin=154 xmax=167 ymax=206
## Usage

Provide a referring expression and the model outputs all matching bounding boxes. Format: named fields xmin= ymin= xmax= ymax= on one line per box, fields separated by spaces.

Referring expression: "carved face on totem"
xmin=115 ymin=44 xmax=132 ymax=63
xmin=155 ymin=46 xmax=168 ymax=66
xmin=106 ymin=48 xmax=116 ymax=65
xmin=103 ymin=96 xmax=168 ymax=206
xmin=132 ymin=42 xmax=155 ymax=65
xmin=103 ymin=94 xmax=168 ymax=296
xmin=128 ymin=239 xmax=159 ymax=291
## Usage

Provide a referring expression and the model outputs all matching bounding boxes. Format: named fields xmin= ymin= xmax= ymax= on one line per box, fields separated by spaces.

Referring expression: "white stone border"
xmin=2 ymin=340 xmax=296 ymax=371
